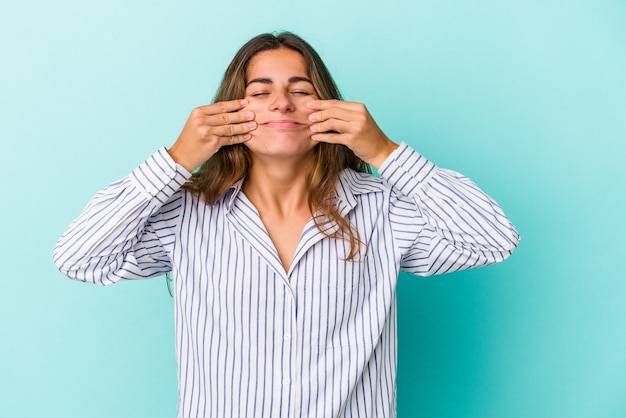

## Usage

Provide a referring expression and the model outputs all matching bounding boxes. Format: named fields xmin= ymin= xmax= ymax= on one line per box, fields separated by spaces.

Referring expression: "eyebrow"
xmin=246 ymin=76 xmax=313 ymax=87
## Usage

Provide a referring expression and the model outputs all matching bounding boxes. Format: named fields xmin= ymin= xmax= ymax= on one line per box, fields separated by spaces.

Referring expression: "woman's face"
xmin=243 ymin=47 xmax=319 ymax=160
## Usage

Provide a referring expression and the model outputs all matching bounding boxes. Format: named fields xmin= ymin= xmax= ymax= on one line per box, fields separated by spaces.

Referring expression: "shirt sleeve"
xmin=53 ymin=147 xmax=192 ymax=285
xmin=378 ymin=142 xmax=520 ymax=276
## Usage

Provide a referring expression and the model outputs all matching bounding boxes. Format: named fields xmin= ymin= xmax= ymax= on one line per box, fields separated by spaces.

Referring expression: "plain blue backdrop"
xmin=1 ymin=1 xmax=625 ymax=417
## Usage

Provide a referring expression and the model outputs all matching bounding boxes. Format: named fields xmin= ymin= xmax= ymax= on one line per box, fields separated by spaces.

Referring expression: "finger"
xmin=210 ymin=121 xmax=257 ymax=137
xmin=308 ymin=106 xmax=357 ymax=124
xmin=310 ymin=132 xmax=344 ymax=144
xmin=219 ymin=133 xmax=252 ymax=146
xmin=306 ymin=99 xmax=341 ymax=110
xmin=199 ymin=99 xmax=249 ymax=116
xmin=205 ymin=110 xmax=255 ymax=127
xmin=306 ymin=99 xmax=363 ymax=111
xmin=309 ymin=118 xmax=350 ymax=134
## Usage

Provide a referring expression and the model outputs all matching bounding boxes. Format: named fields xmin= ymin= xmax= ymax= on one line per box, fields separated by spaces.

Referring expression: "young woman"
xmin=54 ymin=32 xmax=519 ymax=418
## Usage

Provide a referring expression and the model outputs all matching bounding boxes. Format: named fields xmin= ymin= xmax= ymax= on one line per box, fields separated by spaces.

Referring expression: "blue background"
xmin=1 ymin=1 xmax=625 ymax=417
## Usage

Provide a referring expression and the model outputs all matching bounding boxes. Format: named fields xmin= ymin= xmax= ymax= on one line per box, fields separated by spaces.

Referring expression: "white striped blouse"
xmin=54 ymin=142 xmax=519 ymax=418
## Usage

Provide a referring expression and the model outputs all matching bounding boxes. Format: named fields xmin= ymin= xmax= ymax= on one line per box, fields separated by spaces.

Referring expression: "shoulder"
xmin=337 ymin=169 xmax=424 ymax=225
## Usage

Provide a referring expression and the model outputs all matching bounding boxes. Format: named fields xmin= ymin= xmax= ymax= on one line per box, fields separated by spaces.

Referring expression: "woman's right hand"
xmin=167 ymin=99 xmax=256 ymax=172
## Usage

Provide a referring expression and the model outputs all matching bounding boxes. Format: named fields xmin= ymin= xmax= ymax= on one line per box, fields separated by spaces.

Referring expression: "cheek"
xmin=302 ymin=104 xmax=315 ymax=118
xmin=243 ymin=100 xmax=265 ymax=114
xmin=293 ymin=97 xmax=316 ymax=120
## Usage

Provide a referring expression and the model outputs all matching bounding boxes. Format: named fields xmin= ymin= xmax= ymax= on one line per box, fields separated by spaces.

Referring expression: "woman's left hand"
xmin=307 ymin=100 xmax=399 ymax=169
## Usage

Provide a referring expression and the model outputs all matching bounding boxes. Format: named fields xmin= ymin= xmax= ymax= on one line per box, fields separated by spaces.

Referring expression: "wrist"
xmin=369 ymin=140 xmax=399 ymax=170
xmin=167 ymin=144 xmax=197 ymax=173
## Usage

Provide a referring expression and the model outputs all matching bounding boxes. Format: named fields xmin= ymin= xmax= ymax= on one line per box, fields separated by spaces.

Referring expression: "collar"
xmin=223 ymin=169 xmax=386 ymax=214
xmin=334 ymin=168 xmax=387 ymax=216
xmin=224 ymin=178 xmax=245 ymax=213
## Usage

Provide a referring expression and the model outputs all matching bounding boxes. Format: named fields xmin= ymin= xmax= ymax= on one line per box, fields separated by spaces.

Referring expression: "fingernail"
xmin=310 ymin=124 xmax=317 ymax=132
xmin=243 ymin=134 xmax=252 ymax=140
xmin=311 ymin=134 xmax=319 ymax=141
xmin=245 ymin=111 xmax=254 ymax=120
xmin=307 ymin=101 xmax=315 ymax=108
xmin=240 ymin=99 xmax=248 ymax=106
xmin=309 ymin=113 xmax=317 ymax=121
xmin=247 ymin=122 xmax=256 ymax=129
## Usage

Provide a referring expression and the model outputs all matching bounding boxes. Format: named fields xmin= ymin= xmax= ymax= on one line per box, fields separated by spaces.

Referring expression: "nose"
xmin=270 ymin=90 xmax=295 ymax=112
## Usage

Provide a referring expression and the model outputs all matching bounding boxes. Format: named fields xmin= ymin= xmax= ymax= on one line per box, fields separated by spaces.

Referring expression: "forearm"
xmin=380 ymin=143 xmax=520 ymax=275
xmin=53 ymin=148 xmax=191 ymax=284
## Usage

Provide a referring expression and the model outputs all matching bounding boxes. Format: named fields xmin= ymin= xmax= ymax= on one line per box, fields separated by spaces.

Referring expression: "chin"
xmin=245 ymin=133 xmax=317 ymax=159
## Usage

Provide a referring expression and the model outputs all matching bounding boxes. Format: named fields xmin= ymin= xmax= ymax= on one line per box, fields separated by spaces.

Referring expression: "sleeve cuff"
xmin=129 ymin=147 xmax=193 ymax=204
xmin=377 ymin=142 xmax=438 ymax=198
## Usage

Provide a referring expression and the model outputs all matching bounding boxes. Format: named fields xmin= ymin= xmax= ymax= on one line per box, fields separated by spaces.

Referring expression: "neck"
xmin=242 ymin=152 xmax=316 ymax=215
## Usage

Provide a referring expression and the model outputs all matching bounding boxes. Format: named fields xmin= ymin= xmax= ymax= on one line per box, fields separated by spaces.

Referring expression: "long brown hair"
xmin=183 ymin=32 xmax=370 ymax=258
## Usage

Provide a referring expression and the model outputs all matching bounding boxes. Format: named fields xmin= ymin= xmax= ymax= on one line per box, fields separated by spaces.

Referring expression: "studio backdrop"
xmin=1 ymin=0 xmax=625 ymax=417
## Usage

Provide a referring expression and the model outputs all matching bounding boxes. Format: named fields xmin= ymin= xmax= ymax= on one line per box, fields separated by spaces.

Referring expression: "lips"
xmin=260 ymin=120 xmax=305 ymax=129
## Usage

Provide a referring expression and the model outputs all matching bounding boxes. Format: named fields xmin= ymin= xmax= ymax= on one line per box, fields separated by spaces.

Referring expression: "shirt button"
xmin=283 ymin=378 xmax=291 ymax=386
xmin=146 ymin=186 xmax=155 ymax=195
xmin=165 ymin=169 xmax=174 ymax=177
xmin=283 ymin=333 xmax=291 ymax=341
xmin=109 ymin=218 xmax=118 ymax=226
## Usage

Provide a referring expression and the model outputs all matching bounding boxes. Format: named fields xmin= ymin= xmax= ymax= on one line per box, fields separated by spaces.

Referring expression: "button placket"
xmin=282 ymin=284 xmax=298 ymax=417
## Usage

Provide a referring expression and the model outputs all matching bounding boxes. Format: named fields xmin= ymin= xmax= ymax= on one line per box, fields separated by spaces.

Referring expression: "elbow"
xmin=496 ymin=244 xmax=518 ymax=263
xmin=488 ymin=228 xmax=521 ymax=264
xmin=502 ymin=224 xmax=521 ymax=257
xmin=52 ymin=246 xmax=112 ymax=287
